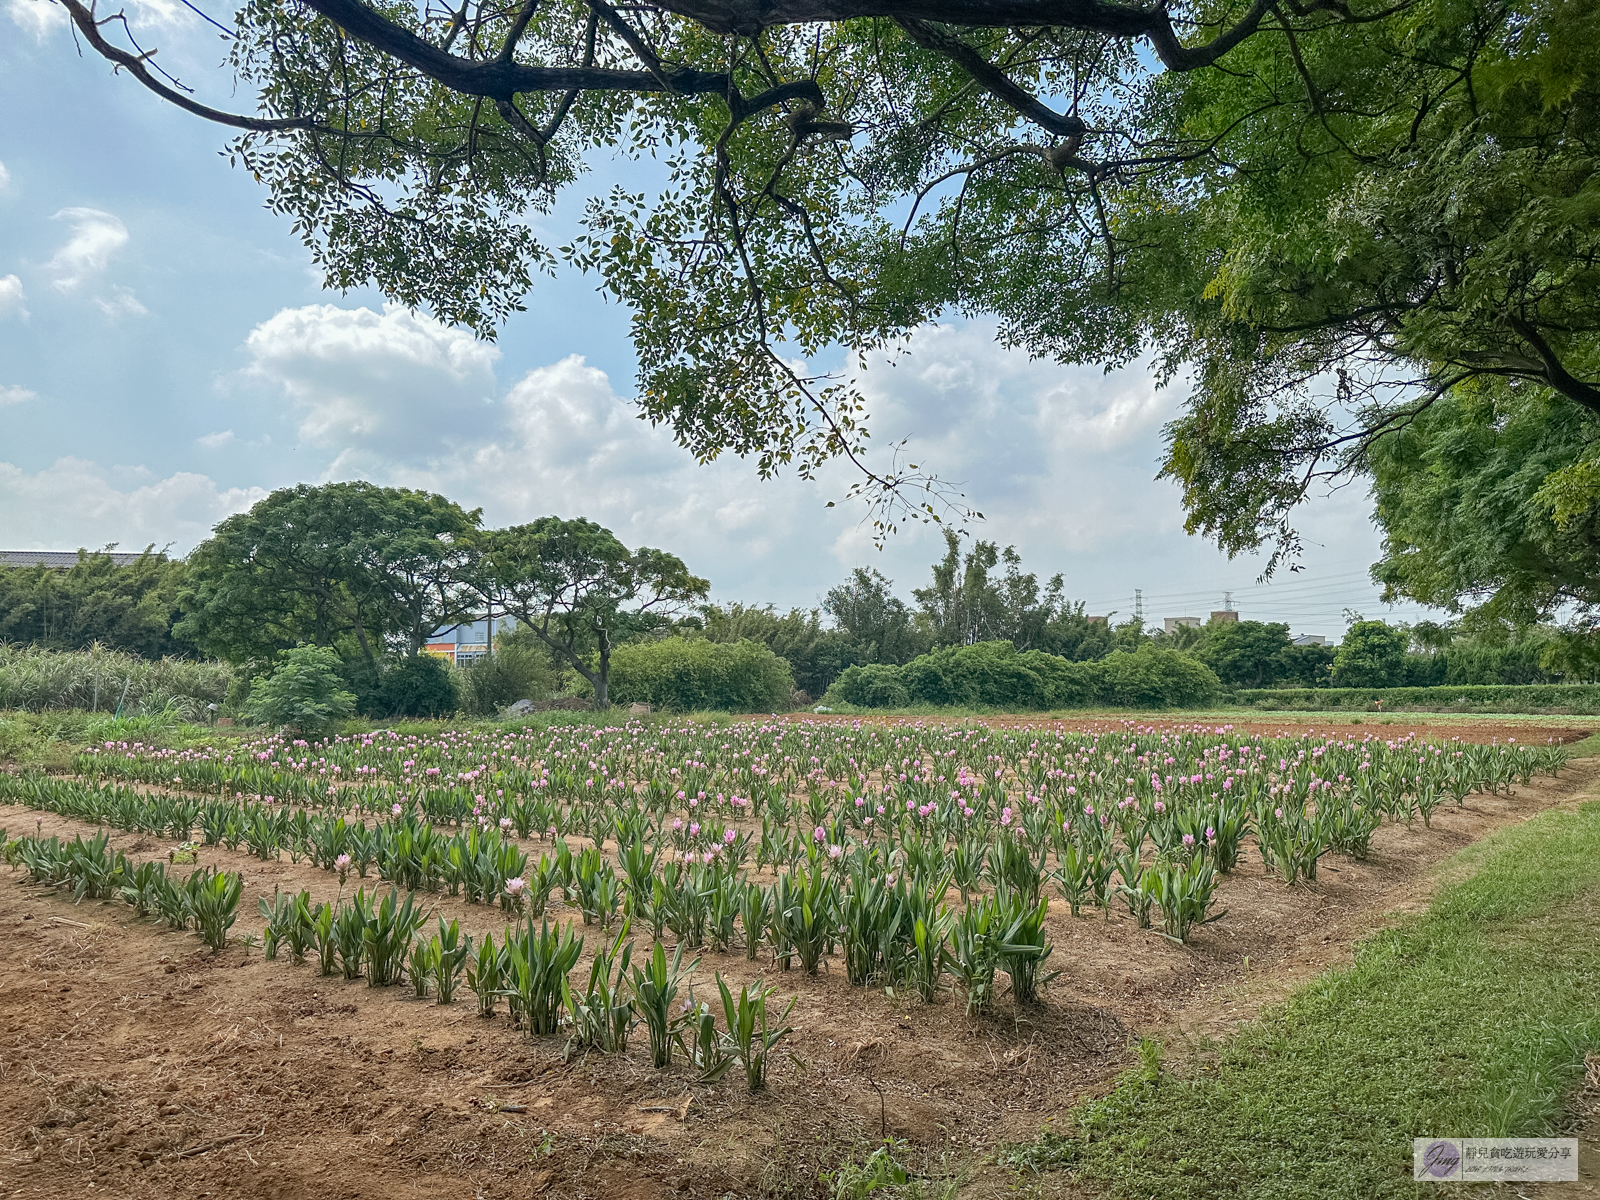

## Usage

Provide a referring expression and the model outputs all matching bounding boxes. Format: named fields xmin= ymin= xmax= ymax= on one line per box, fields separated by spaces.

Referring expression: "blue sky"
xmin=0 ymin=0 xmax=1440 ymax=636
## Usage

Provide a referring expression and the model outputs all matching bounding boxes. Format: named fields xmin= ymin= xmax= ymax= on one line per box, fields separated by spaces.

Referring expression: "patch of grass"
xmin=0 ymin=707 xmax=226 ymax=767
xmin=1012 ymin=798 xmax=1600 ymax=1200
xmin=1558 ymin=730 xmax=1600 ymax=757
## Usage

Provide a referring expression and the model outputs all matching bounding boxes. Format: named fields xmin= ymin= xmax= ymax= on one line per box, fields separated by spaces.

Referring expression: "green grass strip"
xmin=1035 ymin=798 xmax=1600 ymax=1200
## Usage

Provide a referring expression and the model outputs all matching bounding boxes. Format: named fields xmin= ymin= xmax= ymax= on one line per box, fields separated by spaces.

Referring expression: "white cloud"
xmin=196 ymin=430 xmax=235 ymax=449
xmin=0 ymin=160 xmax=11 ymax=192
xmin=243 ymin=303 xmax=500 ymax=458
xmin=0 ymin=457 xmax=266 ymax=553
xmin=0 ymin=274 xmax=26 ymax=321
xmin=47 ymin=208 xmax=130 ymax=293
xmin=0 ymin=385 xmax=35 ymax=406
xmin=7 ymin=0 xmax=191 ymax=38
xmin=6 ymin=0 xmax=66 ymax=38
xmin=229 ymin=303 xmax=1406 ymax=627
xmin=93 ymin=285 xmax=148 ymax=318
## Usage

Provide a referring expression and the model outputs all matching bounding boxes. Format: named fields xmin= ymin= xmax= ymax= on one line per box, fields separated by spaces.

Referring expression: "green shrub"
xmin=375 ymin=654 xmax=459 ymax=719
xmin=1097 ymin=644 xmax=1221 ymax=708
xmin=1226 ymin=683 xmax=1600 ymax=713
xmin=825 ymin=662 xmax=910 ymax=708
xmin=901 ymin=641 xmax=1049 ymax=708
xmin=605 ymin=637 xmax=794 ymax=711
xmin=1020 ymin=650 xmax=1100 ymax=706
xmin=244 ymin=645 xmax=357 ymax=734
xmin=822 ymin=640 xmax=1217 ymax=710
xmin=458 ymin=645 xmax=555 ymax=716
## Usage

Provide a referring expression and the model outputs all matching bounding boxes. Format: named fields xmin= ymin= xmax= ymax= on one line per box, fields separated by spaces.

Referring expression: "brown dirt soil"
xmin=2 ymin=761 xmax=1599 ymax=1199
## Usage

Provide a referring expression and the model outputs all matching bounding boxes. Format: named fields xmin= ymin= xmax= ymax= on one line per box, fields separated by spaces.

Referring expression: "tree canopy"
xmin=1141 ymin=0 xmax=1600 ymax=584
xmin=0 ymin=549 xmax=190 ymax=658
xmin=57 ymin=0 xmax=1443 ymax=527
xmin=177 ymin=482 xmax=482 ymax=663
xmin=480 ymin=516 xmax=709 ymax=705
xmin=60 ymin=0 xmax=1599 ymax=592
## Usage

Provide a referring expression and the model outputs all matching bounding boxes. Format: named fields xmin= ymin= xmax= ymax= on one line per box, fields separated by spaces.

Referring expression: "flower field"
xmin=0 ymin=715 xmax=1590 ymax=1198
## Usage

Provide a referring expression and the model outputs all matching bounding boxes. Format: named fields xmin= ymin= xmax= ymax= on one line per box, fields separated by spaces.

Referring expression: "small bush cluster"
xmin=825 ymin=641 xmax=1221 ymax=710
xmin=606 ymin=637 xmax=795 ymax=712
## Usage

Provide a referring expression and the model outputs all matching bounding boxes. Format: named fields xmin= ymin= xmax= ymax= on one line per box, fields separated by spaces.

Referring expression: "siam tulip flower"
xmin=813 ymin=825 xmax=827 ymax=843
xmin=723 ymin=828 xmax=736 ymax=844
xmin=1182 ymin=833 xmax=1196 ymax=847
xmin=392 ymin=803 xmax=403 ymax=816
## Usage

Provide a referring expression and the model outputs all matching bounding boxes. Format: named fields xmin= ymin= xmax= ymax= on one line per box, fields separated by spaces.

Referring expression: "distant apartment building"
xmin=1210 ymin=610 xmax=1238 ymax=624
xmin=422 ymin=616 xmax=511 ymax=666
xmin=1292 ymin=634 xmax=1329 ymax=646
xmin=1163 ymin=616 xmax=1201 ymax=635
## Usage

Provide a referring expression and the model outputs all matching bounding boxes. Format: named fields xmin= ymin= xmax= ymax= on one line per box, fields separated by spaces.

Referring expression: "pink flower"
xmin=813 ymin=826 xmax=826 ymax=843
xmin=1182 ymin=833 xmax=1196 ymax=847
xmin=723 ymin=829 xmax=736 ymax=844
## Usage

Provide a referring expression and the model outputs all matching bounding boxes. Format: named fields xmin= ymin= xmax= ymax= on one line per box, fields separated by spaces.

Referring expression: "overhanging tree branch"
xmin=61 ymin=0 xmax=316 ymax=131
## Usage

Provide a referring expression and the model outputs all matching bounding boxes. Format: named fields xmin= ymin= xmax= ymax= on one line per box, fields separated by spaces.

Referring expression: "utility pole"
xmin=1134 ymin=589 xmax=1144 ymax=622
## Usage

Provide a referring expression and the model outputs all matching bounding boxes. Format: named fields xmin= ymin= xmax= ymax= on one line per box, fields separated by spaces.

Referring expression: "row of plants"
xmin=5 ymin=766 xmax=1221 ymax=1013
xmin=1225 ymin=683 xmax=1600 ymax=714
xmin=3 ymin=829 xmax=243 ymax=951
xmin=75 ymin=722 xmax=1563 ymax=836
xmin=8 ymin=720 xmax=1564 ymax=973
xmin=1 ymin=824 xmax=797 ymax=1093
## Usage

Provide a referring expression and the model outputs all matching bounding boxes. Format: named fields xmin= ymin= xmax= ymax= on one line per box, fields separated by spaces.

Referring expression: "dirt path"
xmin=1 ymin=761 xmax=1596 ymax=1199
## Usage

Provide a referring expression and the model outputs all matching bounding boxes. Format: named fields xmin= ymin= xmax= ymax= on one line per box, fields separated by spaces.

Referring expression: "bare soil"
xmin=2 ymin=759 xmax=1599 ymax=1199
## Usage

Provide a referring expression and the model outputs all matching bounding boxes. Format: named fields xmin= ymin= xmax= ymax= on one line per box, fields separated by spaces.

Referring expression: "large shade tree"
xmin=58 ymin=0 xmax=1599 ymax=592
xmin=178 ymin=482 xmax=482 ymax=662
xmin=59 ymin=0 xmax=1336 ymax=531
xmin=480 ymin=516 xmax=708 ymax=705
xmin=1131 ymin=0 xmax=1600 ymax=604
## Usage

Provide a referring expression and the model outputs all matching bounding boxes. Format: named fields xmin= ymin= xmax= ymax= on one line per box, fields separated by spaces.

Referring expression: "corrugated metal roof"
xmin=0 ymin=551 xmax=153 ymax=569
